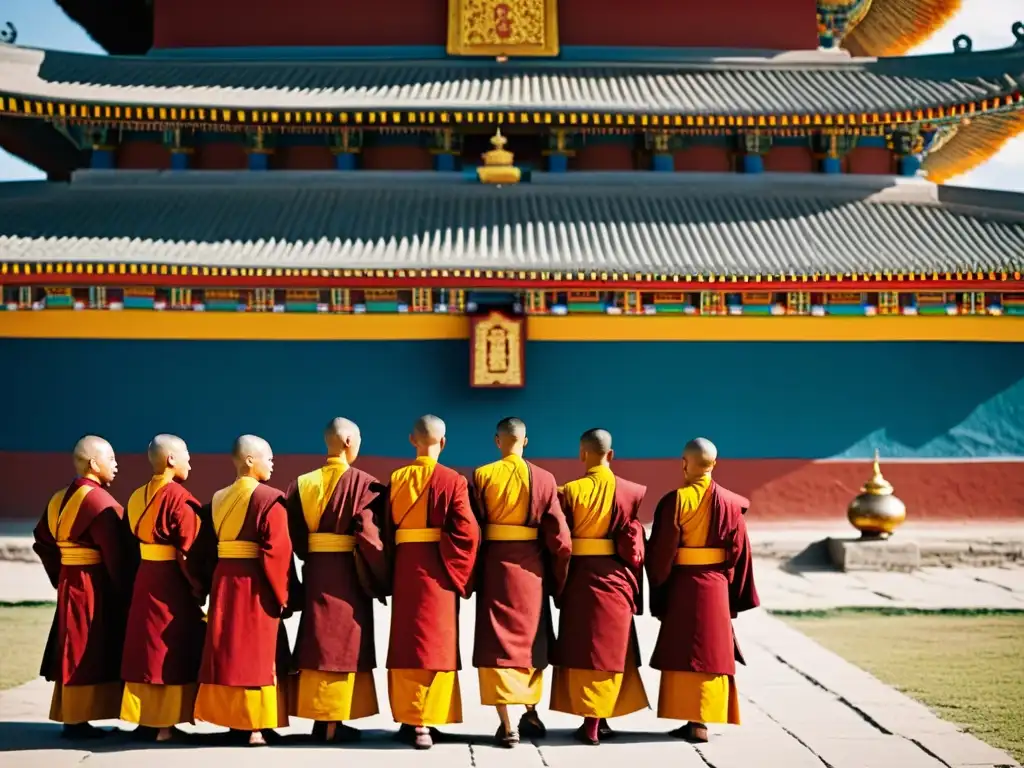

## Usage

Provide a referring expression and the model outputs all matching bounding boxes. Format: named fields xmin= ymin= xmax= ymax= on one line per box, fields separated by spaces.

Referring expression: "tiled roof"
xmin=1 ymin=43 xmax=1022 ymax=115
xmin=1 ymin=172 xmax=1022 ymax=277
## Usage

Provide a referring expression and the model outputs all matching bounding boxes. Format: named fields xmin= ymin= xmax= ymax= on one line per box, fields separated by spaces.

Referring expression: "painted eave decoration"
xmin=0 ymin=173 xmax=1022 ymax=291
xmin=0 ymin=42 xmax=1023 ymax=129
xmin=840 ymin=0 xmax=964 ymax=57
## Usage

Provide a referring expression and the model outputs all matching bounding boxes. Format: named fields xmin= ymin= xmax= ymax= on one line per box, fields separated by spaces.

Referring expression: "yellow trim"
xmin=571 ymin=538 xmax=616 ymax=556
xmin=675 ymin=547 xmax=727 ymax=566
xmin=484 ymin=524 xmax=538 ymax=541
xmin=1 ymin=312 xmax=1023 ymax=342
xmin=447 ymin=0 xmax=560 ymax=57
xmin=59 ymin=545 xmax=102 ymax=566
xmin=395 ymin=528 xmax=443 ymax=545
xmin=140 ymin=543 xmax=177 ymax=561
xmin=307 ymin=533 xmax=357 ymax=553
xmin=217 ymin=540 xmax=260 ymax=559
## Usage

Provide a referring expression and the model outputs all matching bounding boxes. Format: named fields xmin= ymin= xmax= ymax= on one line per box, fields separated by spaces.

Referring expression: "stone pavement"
xmin=2 ymin=556 xmax=1021 ymax=768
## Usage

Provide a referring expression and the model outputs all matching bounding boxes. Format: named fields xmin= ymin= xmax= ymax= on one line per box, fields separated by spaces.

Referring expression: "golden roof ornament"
xmin=477 ymin=129 xmax=521 ymax=185
xmin=847 ymin=449 xmax=907 ymax=538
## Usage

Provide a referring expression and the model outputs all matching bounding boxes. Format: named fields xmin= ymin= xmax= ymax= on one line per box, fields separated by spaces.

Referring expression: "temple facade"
xmin=0 ymin=0 xmax=1022 ymax=522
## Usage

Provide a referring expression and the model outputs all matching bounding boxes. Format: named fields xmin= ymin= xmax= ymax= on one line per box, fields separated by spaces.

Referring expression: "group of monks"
xmin=33 ymin=416 xmax=759 ymax=750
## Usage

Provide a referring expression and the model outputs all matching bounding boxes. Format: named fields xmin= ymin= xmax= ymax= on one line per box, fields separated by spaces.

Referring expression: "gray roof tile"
xmin=1 ymin=44 xmax=1021 ymax=116
xmin=0 ymin=172 xmax=1022 ymax=277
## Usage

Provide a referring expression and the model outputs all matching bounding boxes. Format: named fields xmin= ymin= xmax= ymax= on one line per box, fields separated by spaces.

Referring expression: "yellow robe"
xmin=193 ymin=477 xmax=288 ymax=731
xmin=550 ymin=465 xmax=649 ymax=719
xmin=474 ymin=455 xmax=544 ymax=707
xmin=120 ymin=476 xmax=200 ymax=728
xmin=45 ymin=484 xmax=124 ymax=725
xmin=657 ymin=473 xmax=740 ymax=725
xmin=291 ymin=457 xmax=379 ymax=722
xmin=387 ymin=457 xmax=463 ymax=727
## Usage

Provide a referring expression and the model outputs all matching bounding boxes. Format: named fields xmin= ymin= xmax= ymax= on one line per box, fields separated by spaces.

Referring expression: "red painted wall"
xmin=764 ymin=146 xmax=815 ymax=173
xmin=675 ymin=145 xmax=734 ymax=172
xmin=575 ymin=144 xmax=635 ymax=170
xmin=194 ymin=142 xmax=248 ymax=170
xmin=117 ymin=140 xmax=171 ymax=170
xmin=362 ymin=145 xmax=433 ymax=170
xmin=4 ymin=452 xmax=1022 ymax=523
xmin=271 ymin=146 xmax=334 ymax=170
xmin=847 ymin=147 xmax=894 ymax=175
xmin=153 ymin=0 xmax=818 ymax=51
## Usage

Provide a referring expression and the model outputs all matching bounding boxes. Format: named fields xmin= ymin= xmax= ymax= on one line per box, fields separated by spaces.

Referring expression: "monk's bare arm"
xmin=439 ymin=475 xmax=481 ymax=598
xmin=259 ymin=500 xmax=294 ymax=612
xmin=32 ymin=511 xmax=60 ymax=588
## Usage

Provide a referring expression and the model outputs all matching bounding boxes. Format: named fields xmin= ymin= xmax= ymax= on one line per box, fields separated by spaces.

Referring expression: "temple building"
xmin=0 ymin=0 xmax=1022 ymax=523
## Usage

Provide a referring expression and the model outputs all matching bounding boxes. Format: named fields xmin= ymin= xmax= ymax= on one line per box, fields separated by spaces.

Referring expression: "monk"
xmin=286 ymin=417 xmax=387 ymax=743
xmin=193 ymin=435 xmax=294 ymax=746
xmin=121 ymin=435 xmax=206 ymax=742
xmin=550 ymin=428 xmax=649 ymax=746
xmin=385 ymin=415 xmax=480 ymax=750
xmin=471 ymin=417 xmax=571 ymax=747
xmin=647 ymin=437 xmax=759 ymax=743
xmin=33 ymin=435 xmax=134 ymax=739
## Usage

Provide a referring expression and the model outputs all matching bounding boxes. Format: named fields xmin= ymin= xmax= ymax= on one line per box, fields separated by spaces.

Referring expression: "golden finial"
xmin=862 ymin=449 xmax=894 ymax=496
xmin=477 ymin=128 xmax=521 ymax=185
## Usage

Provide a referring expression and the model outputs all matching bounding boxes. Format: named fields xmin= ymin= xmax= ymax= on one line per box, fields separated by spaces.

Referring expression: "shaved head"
xmin=682 ymin=437 xmax=718 ymax=484
xmin=410 ymin=414 xmax=447 ymax=457
xmin=494 ymin=416 xmax=527 ymax=458
xmin=413 ymin=414 xmax=446 ymax=445
xmin=580 ymin=428 xmax=613 ymax=456
xmin=234 ymin=434 xmax=271 ymax=460
xmin=324 ymin=417 xmax=362 ymax=462
xmin=496 ymin=417 xmax=526 ymax=439
xmin=73 ymin=435 xmax=117 ymax=485
xmin=232 ymin=434 xmax=274 ymax=481
xmin=148 ymin=433 xmax=186 ymax=467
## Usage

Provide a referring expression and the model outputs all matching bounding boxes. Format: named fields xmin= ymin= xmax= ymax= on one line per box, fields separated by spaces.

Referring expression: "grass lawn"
xmin=0 ymin=604 xmax=53 ymax=690
xmin=782 ymin=611 xmax=1024 ymax=763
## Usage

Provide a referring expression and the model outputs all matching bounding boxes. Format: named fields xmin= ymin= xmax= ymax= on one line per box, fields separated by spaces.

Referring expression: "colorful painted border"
xmin=3 ymin=262 xmax=1023 ymax=290
xmin=3 ymin=91 xmax=1021 ymax=130
xmin=2 ymin=311 xmax=1023 ymax=342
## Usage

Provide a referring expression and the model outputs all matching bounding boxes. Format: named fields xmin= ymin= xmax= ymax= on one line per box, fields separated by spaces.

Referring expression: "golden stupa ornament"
xmin=846 ymin=450 xmax=907 ymax=538
xmin=477 ymin=129 xmax=521 ymax=185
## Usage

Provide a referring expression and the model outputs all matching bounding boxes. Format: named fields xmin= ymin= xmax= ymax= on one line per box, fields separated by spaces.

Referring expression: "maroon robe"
xmin=384 ymin=463 xmax=480 ymax=671
xmin=33 ymin=478 xmax=135 ymax=686
xmin=286 ymin=467 xmax=388 ymax=674
xmin=470 ymin=461 xmax=572 ymax=670
xmin=554 ymin=475 xmax=646 ymax=673
xmin=196 ymin=484 xmax=293 ymax=687
xmin=647 ymin=482 xmax=760 ymax=675
xmin=121 ymin=481 xmax=207 ymax=686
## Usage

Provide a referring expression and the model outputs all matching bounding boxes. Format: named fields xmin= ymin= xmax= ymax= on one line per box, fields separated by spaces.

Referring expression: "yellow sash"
xmin=128 ymin=477 xmax=176 ymax=561
xmin=297 ymin=458 xmax=349 ymax=534
xmin=571 ymin=538 xmax=616 ymax=556
xmin=395 ymin=528 xmax=442 ymax=545
xmin=212 ymin=477 xmax=260 ymax=559
xmin=218 ymin=540 xmax=261 ymax=558
xmin=47 ymin=485 xmax=102 ymax=566
xmin=675 ymin=547 xmax=727 ymax=566
xmin=308 ymin=533 xmax=357 ymax=552
xmin=485 ymin=524 xmax=538 ymax=541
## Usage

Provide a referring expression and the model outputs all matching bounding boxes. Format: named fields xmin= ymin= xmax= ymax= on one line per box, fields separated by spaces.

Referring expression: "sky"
xmin=1 ymin=0 xmax=1022 ymax=189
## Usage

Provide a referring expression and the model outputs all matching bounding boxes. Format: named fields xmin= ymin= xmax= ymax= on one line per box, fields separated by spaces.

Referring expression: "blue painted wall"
xmin=1 ymin=339 xmax=1022 ymax=463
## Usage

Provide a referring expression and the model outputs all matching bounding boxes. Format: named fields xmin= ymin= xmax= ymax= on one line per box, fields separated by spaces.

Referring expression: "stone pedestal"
xmin=826 ymin=536 xmax=921 ymax=572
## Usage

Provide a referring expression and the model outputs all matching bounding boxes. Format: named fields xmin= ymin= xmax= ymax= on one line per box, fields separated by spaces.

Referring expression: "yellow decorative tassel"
xmin=924 ymin=112 xmax=1024 ymax=183
xmin=844 ymin=0 xmax=963 ymax=57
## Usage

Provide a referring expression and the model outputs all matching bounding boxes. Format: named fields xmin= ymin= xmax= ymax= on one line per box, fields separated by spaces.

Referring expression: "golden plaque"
xmin=470 ymin=311 xmax=526 ymax=388
xmin=447 ymin=0 xmax=560 ymax=57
